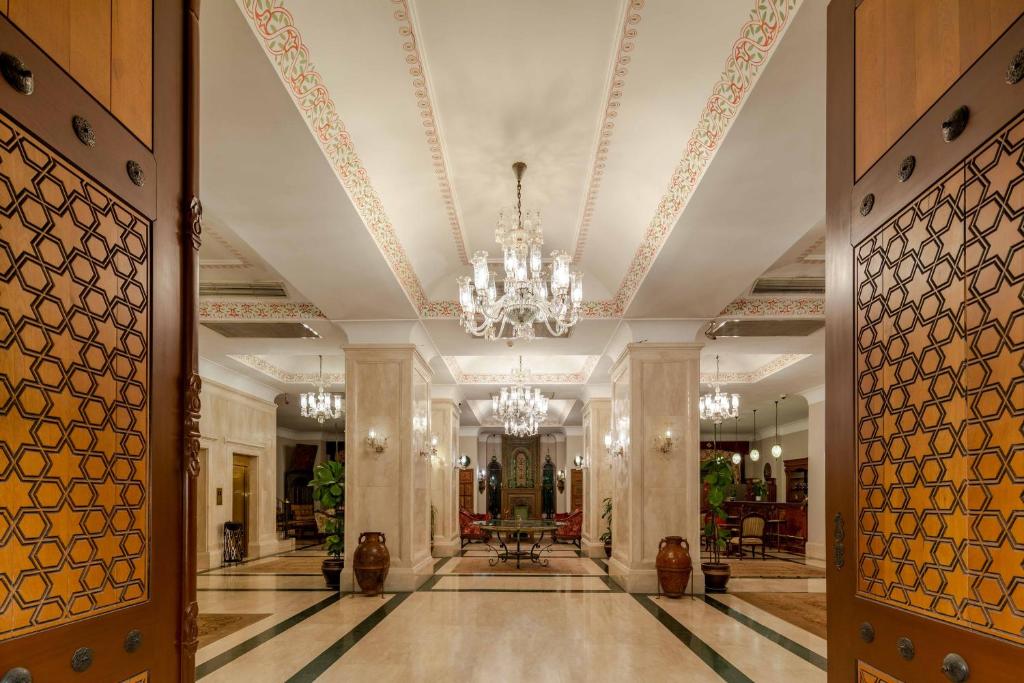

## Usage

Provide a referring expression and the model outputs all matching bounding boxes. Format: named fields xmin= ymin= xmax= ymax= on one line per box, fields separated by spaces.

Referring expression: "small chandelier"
xmin=492 ymin=357 xmax=549 ymax=436
xmin=699 ymin=355 xmax=739 ymax=424
xmin=457 ymin=162 xmax=583 ymax=341
xmin=300 ymin=356 xmax=342 ymax=424
xmin=749 ymin=409 xmax=760 ymax=462
xmin=772 ymin=397 xmax=784 ymax=458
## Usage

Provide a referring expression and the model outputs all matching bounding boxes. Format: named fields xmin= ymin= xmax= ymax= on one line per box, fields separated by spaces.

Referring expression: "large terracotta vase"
xmin=353 ymin=531 xmax=390 ymax=596
xmin=655 ymin=536 xmax=693 ymax=598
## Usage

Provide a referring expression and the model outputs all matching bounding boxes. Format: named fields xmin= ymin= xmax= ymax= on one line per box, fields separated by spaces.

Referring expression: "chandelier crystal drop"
xmin=457 ymin=162 xmax=582 ymax=341
xmin=492 ymin=356 xmax=549 ymax=437
xmin=699 ymin=355 xmax=740 ymax=424
xmin=300 ymin=356 xmax=343 ymax=424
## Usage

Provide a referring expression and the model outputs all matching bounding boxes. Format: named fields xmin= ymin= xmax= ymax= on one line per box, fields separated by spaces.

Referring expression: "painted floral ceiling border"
xmin=443 ymin=355 xmax=600 ymax=385
xmin=199 ymin=300 xmax=327 ymax=321
xmin=571 ymin=0 xmax=644 ymax=264
xmin=241 ymin=0 xmax=797 ymax=321
xmin=231 ymin=354 xmax=345 ymax=384
xmin=700 ymin=353 xmax=809 ymax=384
xmin=718 ymin=295 xmax=823 ymax=318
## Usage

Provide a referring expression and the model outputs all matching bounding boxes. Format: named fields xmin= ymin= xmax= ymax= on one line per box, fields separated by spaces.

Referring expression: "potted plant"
xmin=751 ymin=478 xmax=768 ymax=502
xmin=600 ymin=496 xmax=612 ymax=558
xmin=309 ymin=460 xmax=344 ymax=589
xmin=701 ymin=456 xmax=734 ymax=593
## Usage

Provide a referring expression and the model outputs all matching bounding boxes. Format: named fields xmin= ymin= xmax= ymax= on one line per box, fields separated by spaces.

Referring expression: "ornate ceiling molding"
xmin=199 ymin=299 xmax=327 ymax=321
xmin=718 ymin=295 xmax=823 ymax=318
xmin=240 ymin=0 xmax=430 ymax=311
xmin=700 ymin=353 xmax=809 ymax=384
xmin=231 ymin=354 xmax=345 ymax=384
xmin=571 ymin=0 xmax=644 ymax=264
xmin=444 ymin=355 xmax=600 ymax=385
xmin=610 ymin=0 xmax=799 ymax=315
xmin=391 ymin=0 xmax=469 ymax=265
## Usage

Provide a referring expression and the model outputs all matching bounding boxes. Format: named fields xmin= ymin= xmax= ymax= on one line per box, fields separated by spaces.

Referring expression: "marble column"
xmin=342 ymin=345 xmax=433 ymax=591
xmin=430 ymin=398 xmax=460 ymax=556
xmin=608 ymin=343 xmax=703 ymax=593
xmin=581 ymin=397 xmax=612 ymax=557
xmin=802 ymin=385 xmax=826 ymax=564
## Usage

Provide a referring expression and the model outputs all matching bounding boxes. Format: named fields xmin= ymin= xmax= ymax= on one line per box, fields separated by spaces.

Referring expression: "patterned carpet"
xmin=732 ymin=592 xmax=827 ymax=638
xmin=219 ymin=557 xmax=324 ymax=574
xmin=198 ymin=613 xmax=272 ymax=647
xmin=723 ymin=559 xmax=825 ymax=579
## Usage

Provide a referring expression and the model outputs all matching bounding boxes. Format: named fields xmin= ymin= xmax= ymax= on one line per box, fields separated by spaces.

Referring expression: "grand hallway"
xmin=195 ymin=545 xmax=826 ymax=682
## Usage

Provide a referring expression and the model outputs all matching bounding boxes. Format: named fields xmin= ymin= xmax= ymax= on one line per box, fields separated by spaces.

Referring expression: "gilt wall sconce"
xmin=366 ymin=429 xmax=388 ymax=454
xmin=655 ymin=429 xmax=674 ymax=454
xmin=557 ymin=469 xmax=566 ymax=493
xmin=477 ymin=468 xmax=486 ymax=493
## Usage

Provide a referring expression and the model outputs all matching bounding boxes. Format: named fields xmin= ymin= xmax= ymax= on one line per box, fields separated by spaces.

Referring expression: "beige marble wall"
xmin=581 ymin=399 xmax=612 ymax=556
xmin=197 ymin=379 xmax=291 ymax=568
xmin=430 ymin=399 xmax=460 ymax=556
xmin=608 ymin=343 xmax=703 ymax=593
xmin=342 ymin=345 xmax=433 ymax=591
xmin=804 ymin=395 xmax=825 ymax=563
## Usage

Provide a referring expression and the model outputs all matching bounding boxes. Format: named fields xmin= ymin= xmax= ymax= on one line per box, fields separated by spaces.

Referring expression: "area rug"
xmin=732 ymin=592 xmax=827 ymax=639
xmin=448 ymin=557 xmax=603 ymax=575
xmin=723 ymin=559 xmax=825 ymax=579
xmin=198 ymin=613 xmax=271 ymax=647
xmin=221 ymin=557 xmax=323 ymax=574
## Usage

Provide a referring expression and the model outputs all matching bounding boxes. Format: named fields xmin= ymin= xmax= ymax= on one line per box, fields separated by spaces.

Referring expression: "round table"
xmin=474 ymin=519 xmax=564 ymax=568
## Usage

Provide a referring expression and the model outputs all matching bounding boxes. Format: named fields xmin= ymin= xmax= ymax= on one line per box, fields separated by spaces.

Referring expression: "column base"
xmin=609 ymin=558 xmax=706 ymax=594
xmin=341 ymin=554 xmax=434 ymax=593
xmin=251 ymin=536 xmax=296 ymax=560
xmin=805 ymin=541 xmax=826 ymax=564
xmin=581 ymin=539 xmax=607 ymax=558
xmin=431 ymin=535 xmax=460 ymax=557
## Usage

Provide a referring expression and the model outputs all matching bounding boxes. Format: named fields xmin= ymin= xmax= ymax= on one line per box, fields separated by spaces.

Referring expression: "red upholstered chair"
xmin=553 ymin=509 xmax=583 ymax=548
xmin=459 ymin=508 xmax=491 ymax=548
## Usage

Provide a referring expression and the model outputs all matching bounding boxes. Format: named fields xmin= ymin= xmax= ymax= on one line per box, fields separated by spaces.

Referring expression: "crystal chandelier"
xmin=457 ymin=162 xmax=583 ymax=341
xmin=699 ymin=355 xmax=739 ymax=424
xmin=300 ymin=356 xmax=342 ymax=424
xmin=492 ymin=357 xmax=549 ymax=437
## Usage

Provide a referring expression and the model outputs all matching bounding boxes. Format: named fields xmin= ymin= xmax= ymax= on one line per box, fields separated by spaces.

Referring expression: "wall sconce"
xmin=604 ymin=431 xmax=625 ymax=459
xmin=477 ymin=468 xmax=486 ymax=493
xmin=557 ymin=469 xmax=566 ymax=493
xmin=456 ymin=454 xmax=470 ymax=469
xmin=366 ymin=429 xmax=387 ymax=454
xmin=655 ymin=429 xmax=674 ymax=454
xmin=421 ymin=433 xmax=439 ymax=460
xmin=573 ymin=454 xmax=584 ymax=468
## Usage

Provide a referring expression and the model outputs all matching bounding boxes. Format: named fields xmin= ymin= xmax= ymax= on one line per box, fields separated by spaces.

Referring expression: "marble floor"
xmin=195 ymin=544 xmax=827 ymax=682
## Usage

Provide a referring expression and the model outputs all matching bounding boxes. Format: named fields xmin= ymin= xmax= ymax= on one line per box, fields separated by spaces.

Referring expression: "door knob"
xmin=1 ymin=668 xmax=32 ymax=683
xmin=941 ymin=653 xmax=969 ymax=682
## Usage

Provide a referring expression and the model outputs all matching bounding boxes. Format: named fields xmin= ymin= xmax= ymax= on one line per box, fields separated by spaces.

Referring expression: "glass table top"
xmin=474 ymin=519 xmax=562 ymax=531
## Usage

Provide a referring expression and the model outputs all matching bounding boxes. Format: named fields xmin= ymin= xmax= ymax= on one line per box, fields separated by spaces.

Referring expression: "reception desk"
xmin=721 ymin=501 xmax=807 ymax=554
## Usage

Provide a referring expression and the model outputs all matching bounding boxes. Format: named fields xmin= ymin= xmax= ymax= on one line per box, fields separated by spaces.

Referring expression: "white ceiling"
xmin=197 ymin=0 xmax=827 ymax=429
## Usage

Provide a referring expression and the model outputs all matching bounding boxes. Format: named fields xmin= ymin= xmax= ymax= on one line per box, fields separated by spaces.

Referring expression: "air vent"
xmin=705 ymin=319 xmax=824 ymax=338
xmin=201 ymin=322 xmax=320 ymax=338
xmin=751 ymin=277 xmax=825 ymax=294
xmin=199 ymin=281 xmax=288 ymax=297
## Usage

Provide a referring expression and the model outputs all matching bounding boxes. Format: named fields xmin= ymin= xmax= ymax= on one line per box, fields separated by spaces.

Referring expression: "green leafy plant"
xmin=599 ymin=497 xmax=612 ymax=544
xmin=750 ymin=479 xmax=768 ymax=499
xmin=702 ymin=456 xmax=734 ymax=563
xmin=309 ymin=460 xmax=344 ymax=558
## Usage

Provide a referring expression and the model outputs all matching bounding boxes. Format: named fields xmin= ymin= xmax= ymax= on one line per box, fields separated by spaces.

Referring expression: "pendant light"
xmin=771 ymin=397 xmax=784 ymax=458
xmin=730 ymin=415 xmax=741 ymax=465
xmin=749 ymin=409 xmax=760 ymax=462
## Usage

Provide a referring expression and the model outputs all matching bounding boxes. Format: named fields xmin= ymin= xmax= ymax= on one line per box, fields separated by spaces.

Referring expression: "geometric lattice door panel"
xmin=855 ymin=111 xmax=1024 ymax=646
xmin=0 ymin=111 xmax=149 ymax=640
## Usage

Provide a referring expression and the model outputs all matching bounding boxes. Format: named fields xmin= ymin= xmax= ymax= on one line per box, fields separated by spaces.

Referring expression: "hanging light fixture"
xmin=457 ymin=162 xmax=583 ymax=341
xmin=492 ymin=356 xmax=549 ymax=436
xmin=772 ymin=397 xmax=784 ymax=458
xmin=731 ymin=415 xmax=742 ymax=465
xmin=749 ymin=409 xmax=760 ymax=462
xmin=300 ymin=356 xmax=343 ymax=424
xmin=699 ymin=355 xmax=739 ymax=424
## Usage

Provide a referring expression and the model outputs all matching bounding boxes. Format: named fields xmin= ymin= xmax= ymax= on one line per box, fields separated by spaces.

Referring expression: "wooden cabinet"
xmin=458 ymin=469 xmax=474 ymax=512
xmin=783 ymin=457 xmax=808 ymax=503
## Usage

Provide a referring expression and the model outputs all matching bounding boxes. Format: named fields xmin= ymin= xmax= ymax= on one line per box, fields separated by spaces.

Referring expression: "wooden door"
xmin=458 ymin=468 xmax=473 ymax=512
xmin=828 ymin=4 xmax=1024 ymax=681
xmin=0 ymin=2 xmax=193 ymax=681
xmin=570 ymin=469 xmax=583 ymax=511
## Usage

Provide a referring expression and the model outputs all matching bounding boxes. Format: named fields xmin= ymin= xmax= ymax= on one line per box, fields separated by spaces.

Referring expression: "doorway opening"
xmin=232 ymin=454 xmax=257 ymax=556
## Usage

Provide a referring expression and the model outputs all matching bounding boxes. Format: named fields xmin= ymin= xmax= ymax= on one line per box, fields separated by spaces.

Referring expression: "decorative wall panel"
xmin=857 ymin=661 xmax=901 ymax=683
xmin=0 ymin=111 xmax=149 ymax=639
xmin=855 ymin=112 xmax=1024 ymax=644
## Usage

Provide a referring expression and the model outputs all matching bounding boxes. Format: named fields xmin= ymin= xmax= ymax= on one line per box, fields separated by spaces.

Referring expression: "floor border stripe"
xmin=703 ymin=595 xmax=827 ymax=671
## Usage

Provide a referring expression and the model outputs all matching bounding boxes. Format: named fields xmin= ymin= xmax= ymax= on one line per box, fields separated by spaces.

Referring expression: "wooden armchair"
xmin=729 ymin=513 xmax=766 ymax=559
xmin=286 ymin=503 xmax=317 ymax=539
xmin=459 ymin=508 xmax=491 ymax=548
xmin=553 ymin=509 xmax=583 ymax=547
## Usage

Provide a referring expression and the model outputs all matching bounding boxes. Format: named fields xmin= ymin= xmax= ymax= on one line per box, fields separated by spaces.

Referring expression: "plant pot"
xmin=603 ymin=540 xmax=612 ymax=558
xmin=701 ymin=561 xmax=731 ymax=593
xmin=656 ymin=536 xmax=693 ymax=598
xmin=755 ymin=496 xmax=763 ymax=501
xmin=321 ymin=557 xmax=343 ymax=590
xmin=353 ymin=531 xmax=390 ymax=596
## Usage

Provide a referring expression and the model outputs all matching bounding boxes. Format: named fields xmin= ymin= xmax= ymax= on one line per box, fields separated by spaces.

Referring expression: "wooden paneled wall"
xmin=855 ymin=0 xmax=1024 ymax=178
xmin=1 ymin=0 xmax=152 ymax=146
